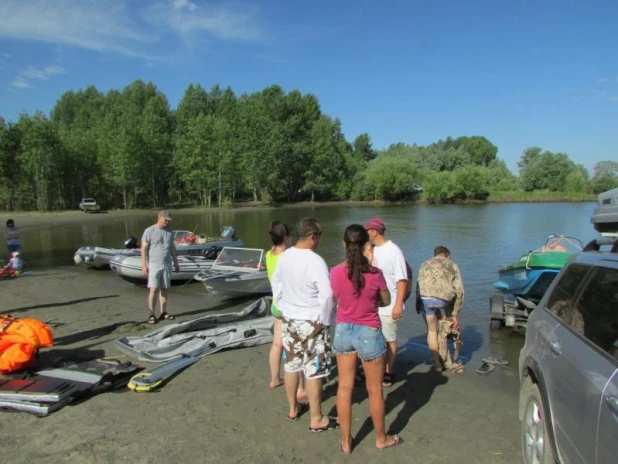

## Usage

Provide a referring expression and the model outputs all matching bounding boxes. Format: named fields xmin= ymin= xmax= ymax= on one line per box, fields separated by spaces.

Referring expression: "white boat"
xmin=194 ymin=247 xmax=271 ymax=300
xmin=110 ymin=254 xmax=216 ymax=285
xmin=73 ymin=226 xmax=243 ymax=269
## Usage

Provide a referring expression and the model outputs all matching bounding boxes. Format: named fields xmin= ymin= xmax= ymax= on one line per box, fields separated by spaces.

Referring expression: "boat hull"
xmin=74 ymin=238 xmax=244 ymax=269
xmin=200 ymin=272 xmax=271 ymax=300
xmin=493 ymin=251 xmax=572 ymax=298
xmin=110 ymin=255 xmax=215 ymax=285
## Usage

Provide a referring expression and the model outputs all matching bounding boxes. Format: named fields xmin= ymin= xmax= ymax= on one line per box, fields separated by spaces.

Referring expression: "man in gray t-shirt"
xmin=141 ymin=210 xmax=180 ymax=324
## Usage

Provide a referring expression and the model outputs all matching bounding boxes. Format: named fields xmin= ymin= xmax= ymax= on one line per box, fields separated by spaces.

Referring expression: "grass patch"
xmin=487 ymin=190 xmax=596 ymax=203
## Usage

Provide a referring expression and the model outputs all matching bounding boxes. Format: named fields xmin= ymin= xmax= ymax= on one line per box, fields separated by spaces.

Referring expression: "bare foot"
xmin=296 ymin=391 xmax=308 ymax=400
xmin=376 ymin=434 xmax=403 ymax=450
xmin=269 ymin=379 xmax=284 ymax=389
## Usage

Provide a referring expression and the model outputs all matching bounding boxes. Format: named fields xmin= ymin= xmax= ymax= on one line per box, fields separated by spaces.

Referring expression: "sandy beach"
xmin=0 ymin=263 xmax=523 ymax=464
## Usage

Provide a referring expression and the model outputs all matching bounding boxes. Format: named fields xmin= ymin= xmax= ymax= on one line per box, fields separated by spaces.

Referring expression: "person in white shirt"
xmin=271 ymin=217 xmax=338 ymax=433
xmin=365 ymin=218 xmax=409 ymax=388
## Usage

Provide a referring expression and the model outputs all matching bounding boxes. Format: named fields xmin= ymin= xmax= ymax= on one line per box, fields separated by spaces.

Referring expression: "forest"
xmin=1 ymin=80 xmax=616 ymax=211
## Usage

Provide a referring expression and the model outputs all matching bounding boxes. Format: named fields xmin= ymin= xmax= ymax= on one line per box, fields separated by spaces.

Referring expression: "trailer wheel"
xmin=490 ymin=294 xmax=505 ymax=330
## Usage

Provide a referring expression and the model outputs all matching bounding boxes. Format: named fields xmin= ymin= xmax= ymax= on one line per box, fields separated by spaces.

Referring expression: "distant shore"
xmin=1 ymin=192 xmax=597 ymax=227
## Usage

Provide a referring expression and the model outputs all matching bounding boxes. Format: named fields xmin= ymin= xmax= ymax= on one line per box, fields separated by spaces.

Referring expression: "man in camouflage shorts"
xmin=271 ymin=218 xmax=339 ymax=432
xmin=417 ymin=245 xmax=465 ymax=373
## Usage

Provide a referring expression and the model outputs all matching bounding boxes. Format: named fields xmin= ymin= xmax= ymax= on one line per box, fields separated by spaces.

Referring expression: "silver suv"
xmin=518 ymin=237 xmax=618 ymax=464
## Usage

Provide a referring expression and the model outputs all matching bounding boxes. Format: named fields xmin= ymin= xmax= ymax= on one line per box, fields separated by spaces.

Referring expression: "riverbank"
xmin=1 ymin=191 xmax=597 ymax=226
xmin=0 ymin=267 xmax=522 ymax=463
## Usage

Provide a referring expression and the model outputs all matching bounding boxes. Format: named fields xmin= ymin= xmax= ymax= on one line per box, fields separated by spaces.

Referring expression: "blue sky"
xmin=1 ymin=0 xmax=616 ymax=174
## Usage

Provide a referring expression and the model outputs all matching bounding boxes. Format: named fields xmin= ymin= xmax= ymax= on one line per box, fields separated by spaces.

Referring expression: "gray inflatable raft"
xmin=114 ymin=297 xmax=274 ymax=362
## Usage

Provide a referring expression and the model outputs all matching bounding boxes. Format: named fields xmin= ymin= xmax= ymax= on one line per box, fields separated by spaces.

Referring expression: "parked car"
xmin=78 ymin=198 xmax=100 ymax=213
xmin=518 ymin=236 xmax=618 ymax=464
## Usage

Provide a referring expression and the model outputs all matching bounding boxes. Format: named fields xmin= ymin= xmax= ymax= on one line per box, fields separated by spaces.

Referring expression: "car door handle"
xmin=549 ymin=341 xmax=562 ymax=356
xmin=605 ymin=396 xmax=618 ymax=414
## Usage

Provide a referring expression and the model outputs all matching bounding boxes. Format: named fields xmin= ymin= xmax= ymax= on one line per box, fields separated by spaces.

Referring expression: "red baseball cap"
xmin=364 ymin=217 xmax=386 ymax=231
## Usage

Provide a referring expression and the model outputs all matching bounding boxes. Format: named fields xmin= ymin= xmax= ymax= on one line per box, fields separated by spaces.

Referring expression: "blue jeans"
xmin=333 ymin=323 xmax=386 ymax=361
xmin=7 ymin=244 xmax=21 ymax=254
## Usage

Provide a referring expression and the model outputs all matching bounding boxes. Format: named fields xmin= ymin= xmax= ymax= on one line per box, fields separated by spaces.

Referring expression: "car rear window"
xmin=545 ymin=264 xmax=591 ymax=323
xmin=571 ymin=267 xmax=618 ymax=359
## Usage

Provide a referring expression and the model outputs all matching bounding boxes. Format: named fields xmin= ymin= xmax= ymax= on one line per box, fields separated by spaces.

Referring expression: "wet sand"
xmin=0 ymin=265 xmax=522 ymax=464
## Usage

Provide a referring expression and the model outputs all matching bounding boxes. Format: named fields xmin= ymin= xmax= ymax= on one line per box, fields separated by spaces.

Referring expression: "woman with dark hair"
xmin=330 ymin=224 xmax=403 ymax=454
xmin=265 ymin=221 xmax=306 ymax=400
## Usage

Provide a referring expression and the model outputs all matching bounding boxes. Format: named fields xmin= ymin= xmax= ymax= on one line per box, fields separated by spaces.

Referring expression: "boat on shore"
xmin=194 ymin=247 xmax=271 ymax=300
xmin=590 ymin=187 xmax=618 ymax=237
xmin=110 ymin=253 xmax=219 ymax=285
xmin=73 ymin=226 xmax=243 ymax=269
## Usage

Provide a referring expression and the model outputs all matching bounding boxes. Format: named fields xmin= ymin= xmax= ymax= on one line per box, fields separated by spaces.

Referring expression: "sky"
xmin=0 ymin=0 xmax=617 ymax=175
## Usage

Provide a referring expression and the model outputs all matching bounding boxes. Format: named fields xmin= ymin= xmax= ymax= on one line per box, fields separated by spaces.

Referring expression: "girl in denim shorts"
xmin=330 ymin=224 xmax=403 ymax=454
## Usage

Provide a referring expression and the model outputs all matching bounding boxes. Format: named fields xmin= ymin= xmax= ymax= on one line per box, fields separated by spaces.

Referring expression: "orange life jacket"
xmin=0 ymin=315 xmax=53 ymax=373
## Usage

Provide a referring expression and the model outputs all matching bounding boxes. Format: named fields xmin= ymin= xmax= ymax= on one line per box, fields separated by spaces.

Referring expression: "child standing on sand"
xmin=5 ymin=219 xmax=21 ymax=254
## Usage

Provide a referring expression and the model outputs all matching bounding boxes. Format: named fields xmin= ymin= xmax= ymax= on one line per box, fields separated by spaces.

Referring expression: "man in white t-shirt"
xmin=365 ymin=218 xmax=409 ymax=388
xmin=271 ymin=218 xmax=338 ymax=432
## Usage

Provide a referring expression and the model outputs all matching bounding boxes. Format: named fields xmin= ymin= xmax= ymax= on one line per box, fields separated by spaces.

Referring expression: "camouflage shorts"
xmin=281 ymin=318 xmax=332 ymax=380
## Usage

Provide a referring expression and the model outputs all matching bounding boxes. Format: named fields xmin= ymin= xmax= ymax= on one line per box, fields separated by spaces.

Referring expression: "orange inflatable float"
xmin=0 ymin=315 xmax=53 ymax=373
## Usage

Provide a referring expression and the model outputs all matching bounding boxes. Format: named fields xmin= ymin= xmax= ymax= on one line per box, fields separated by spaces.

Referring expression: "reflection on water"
xmin=17 ymin=202 xmax=598 ymax=369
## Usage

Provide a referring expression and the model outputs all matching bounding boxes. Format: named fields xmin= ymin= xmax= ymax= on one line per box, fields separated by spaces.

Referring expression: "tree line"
xmin=0 ymin=80 xmax=616 ymax=211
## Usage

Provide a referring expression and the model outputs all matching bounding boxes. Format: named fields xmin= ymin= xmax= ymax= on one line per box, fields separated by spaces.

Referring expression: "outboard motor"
xmin=204 ymin=245 xmax=223 ymax=260
xmin=124 ymin=236 xmax=139 ymax=250
xmin=221 ymin=226 xmax=235 ymax=240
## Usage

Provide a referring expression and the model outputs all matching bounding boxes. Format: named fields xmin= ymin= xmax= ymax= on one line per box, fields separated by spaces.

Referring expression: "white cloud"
xmin=0 ymin=0 xmax=262 ymax=60
xmin=143 ymin=0 xmax=262 ymax=41
xmin=609 ymin=96 xmax=618 ymax=101
xmin=11 ymin=77 xmax=32 ymax=89
xmin=11 ymin=64 xmax=67 ymax=90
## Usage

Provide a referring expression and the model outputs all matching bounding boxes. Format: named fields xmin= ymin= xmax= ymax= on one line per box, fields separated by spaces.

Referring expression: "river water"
xmin=15 ymin=202 xmax=599 ymax=376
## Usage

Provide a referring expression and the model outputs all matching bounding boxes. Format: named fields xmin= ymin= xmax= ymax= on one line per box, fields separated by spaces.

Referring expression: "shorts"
xmin=147 ymin=262 xmax=172 ymax=289
xmin=332 ymin=323 xmax=386 ymax=361
xmin=7 ymin=244 xmax=21 ymax=254
xmin=281 ymin=318 xmax=332 ymax=379
xmin=420 ymin=297 xmax=449 ymax=317
xmin=379 ymin=314 xmax=398 ymax=343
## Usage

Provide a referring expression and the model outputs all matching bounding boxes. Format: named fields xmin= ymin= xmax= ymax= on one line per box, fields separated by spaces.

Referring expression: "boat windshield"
xmin=540 ymin=235 xmax=583 ymax=253
xmin=213 ymin=247 xmax=265 ymax=271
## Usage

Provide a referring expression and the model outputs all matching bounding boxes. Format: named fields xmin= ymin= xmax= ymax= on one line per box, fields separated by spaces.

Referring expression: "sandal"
xmin=382 ymin=373 xmax=394 ymax=388
xmin=159 ymin=312 xmax=175 ymax=321
xmin=147 ymin=315 xmax=158 ymax=325
xmin=309 ymin=416 xmax=339 ymax=433
xmin=286 ymin=402 xmax=308 ymax=421
xmin=476 ymin=362 xmax=494 ymax=375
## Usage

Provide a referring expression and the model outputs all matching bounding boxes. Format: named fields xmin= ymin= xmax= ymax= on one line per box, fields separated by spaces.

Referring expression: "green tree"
xmin=591 ymin=160 xmax=618 ymax=193
xmin=353 ymin=133 xmax=376 ymax=161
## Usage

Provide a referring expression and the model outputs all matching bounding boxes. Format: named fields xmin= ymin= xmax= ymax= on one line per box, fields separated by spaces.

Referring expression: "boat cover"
xmin=114 ymin=297 xmax=274 ymax=362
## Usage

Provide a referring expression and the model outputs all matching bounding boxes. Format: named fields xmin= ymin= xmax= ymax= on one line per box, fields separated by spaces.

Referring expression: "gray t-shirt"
xmin=141 ymin=225 xmax=174 ymax=264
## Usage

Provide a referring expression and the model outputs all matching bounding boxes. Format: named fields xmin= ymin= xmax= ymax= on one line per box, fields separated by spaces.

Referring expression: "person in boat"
xmin=270 ymin=217 xmax=337 ymax=431
xmin=4 ymin=219 xmax=21 ymax=255
xmin=417 ymin=246 xmax=465 ymax=373
xmin=0 ymin=251 xmax=24 ymax=277
xmin=330 ymin=224 xmax=403 ymax=454
xmin=542 ymin=234 xmax=568 ymax=252
xmin=364 ymin=218 xmax=409 ymax=388
xmin=141 ymin=210 xmax=180 ymax=325
xmin=265 ymin=221 xmax=306 ymax=400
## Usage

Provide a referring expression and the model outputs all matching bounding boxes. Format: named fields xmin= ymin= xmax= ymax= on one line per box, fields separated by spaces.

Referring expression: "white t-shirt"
xmin=270 ymin=247 xmax=333 ymax=323
xmin=372 ymin=240 xmax=408 ymax=316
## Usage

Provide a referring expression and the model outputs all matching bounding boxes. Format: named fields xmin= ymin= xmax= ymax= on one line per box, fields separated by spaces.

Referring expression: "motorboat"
xmin=493 ymin=234 xmax=583 ymax=299
xmin=110 ymin=254 xmax=218 ymax=285
xmin=194 ymin=247 xmax=271 ymax=300
xmin=73 ymin=226 xmax=243 ymax=269
xmin=490 ymin=234 xmax=583 ymax=330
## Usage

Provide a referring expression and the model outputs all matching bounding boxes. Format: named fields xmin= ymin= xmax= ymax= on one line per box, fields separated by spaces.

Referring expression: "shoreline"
xmin=0 ymin=195 xmax=597 ymax=228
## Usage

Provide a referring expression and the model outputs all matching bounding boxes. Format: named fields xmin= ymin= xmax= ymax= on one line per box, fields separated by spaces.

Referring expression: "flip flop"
xmin=476 ymin=362 xmax=495 ymax=375
xmin=382 ymin=373 xmax=394 ymax=388
xmin=309 ymin=416 xmax=339 ymax=433
xmin=147 ymin=315 xmax=158 ymax=325
xmin=377 ymin=435 xmax=404 ymax=450
xmin=482 ymin=356 xmax=509 ymax=365
xmin=286 ymin=402 xmax=308 ymax=421
xmin=159 ymin=312 xmax=175 ymax=321
xmin=269 ymin=380 xmax=284 ymax=389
